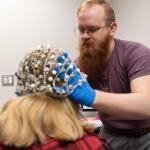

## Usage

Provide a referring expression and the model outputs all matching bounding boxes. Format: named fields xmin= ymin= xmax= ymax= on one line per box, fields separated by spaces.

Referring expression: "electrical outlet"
xmin=1 ymin=75 xmax=14 ymax=86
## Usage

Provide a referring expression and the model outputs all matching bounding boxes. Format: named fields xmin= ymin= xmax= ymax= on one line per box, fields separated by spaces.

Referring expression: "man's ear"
xmin=109 ymin=22 xmax=117 ymax=36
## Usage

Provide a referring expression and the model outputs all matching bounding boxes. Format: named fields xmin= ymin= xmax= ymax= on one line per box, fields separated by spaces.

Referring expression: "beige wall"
xmin=111 ymin=0 xmax=150 ymax=47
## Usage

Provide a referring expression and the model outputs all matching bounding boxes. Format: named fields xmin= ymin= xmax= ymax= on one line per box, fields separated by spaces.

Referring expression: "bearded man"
xmin=68 ymin=0 xmax=150 ymax=149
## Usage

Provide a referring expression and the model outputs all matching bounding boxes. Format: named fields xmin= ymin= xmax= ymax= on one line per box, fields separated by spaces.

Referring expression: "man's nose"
xmin=81 ymin=31 xmax=90 ymax=39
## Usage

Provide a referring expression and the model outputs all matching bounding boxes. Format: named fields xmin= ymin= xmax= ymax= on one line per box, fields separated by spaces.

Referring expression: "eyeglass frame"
xmin=74 ymin=23 xmax=111 ymax=36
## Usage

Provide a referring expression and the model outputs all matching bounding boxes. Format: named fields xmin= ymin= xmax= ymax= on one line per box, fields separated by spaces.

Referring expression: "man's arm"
xmin=93 ymin=75 xmax=150 ymax=119
xmin=54 ymin=53 xmax=150 ymax=120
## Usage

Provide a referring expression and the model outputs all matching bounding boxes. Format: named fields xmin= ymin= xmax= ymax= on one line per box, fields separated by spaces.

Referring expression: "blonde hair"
xmin=77 ymin=0 xmax=115 ymax=25
xmin=0 ymin=94 xmax=95 ymax=147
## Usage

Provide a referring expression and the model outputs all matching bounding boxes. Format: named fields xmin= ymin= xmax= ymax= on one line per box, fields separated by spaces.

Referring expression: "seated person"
xmin=0 ymin=45 xmax=111 ymax=150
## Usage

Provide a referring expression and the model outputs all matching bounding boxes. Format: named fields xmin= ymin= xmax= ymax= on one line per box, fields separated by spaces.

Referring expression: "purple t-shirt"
xmin=95 ymin=39 xmax=150 ymax=129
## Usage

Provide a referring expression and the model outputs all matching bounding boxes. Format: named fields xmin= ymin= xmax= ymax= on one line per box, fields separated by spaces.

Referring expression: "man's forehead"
xmin=78 ymin=4 xmax=106 ymax=25
xmin=78 ymin=4 xmax=105 ymax=17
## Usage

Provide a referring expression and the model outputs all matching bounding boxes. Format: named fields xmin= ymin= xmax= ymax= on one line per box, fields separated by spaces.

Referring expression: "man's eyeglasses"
xmin=74 ymin=24 xmax=110 ymax=36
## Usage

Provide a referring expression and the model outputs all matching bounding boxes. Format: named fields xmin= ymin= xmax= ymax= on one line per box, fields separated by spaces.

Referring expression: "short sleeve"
xmin=125 ymin=43 xmax=150 ymax=81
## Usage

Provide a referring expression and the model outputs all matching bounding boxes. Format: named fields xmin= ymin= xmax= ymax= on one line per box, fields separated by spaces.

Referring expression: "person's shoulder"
xmin=0 ymin=143 xmax=4 ymax=149
xmin=81 ymin=133 xmax=112 ymax=150
xmin=115 ymin=39 xmax=150 ymax=59
xmin=28 ymin=134 xmax=112 ymax=150
xmin=115 ymin=38 xmax=149 ymax=50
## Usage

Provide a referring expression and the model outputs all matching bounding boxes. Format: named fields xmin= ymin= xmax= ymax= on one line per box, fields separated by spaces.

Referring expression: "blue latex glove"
xmin=54 ymin=52 xmax=96 ymax=107
xmin=69 ymin=78 xmax=96 ymax=107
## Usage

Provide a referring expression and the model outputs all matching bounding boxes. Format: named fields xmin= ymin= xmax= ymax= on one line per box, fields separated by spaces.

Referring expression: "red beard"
xmin=78 ymin=35 xmax=111 ymax=87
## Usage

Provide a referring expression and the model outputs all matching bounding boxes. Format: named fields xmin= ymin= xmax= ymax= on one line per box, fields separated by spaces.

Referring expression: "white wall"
xmin=111 ymin=0 xmax=150 ymax=47
xmin=0 ymin=0 xmax=83 ymax=106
